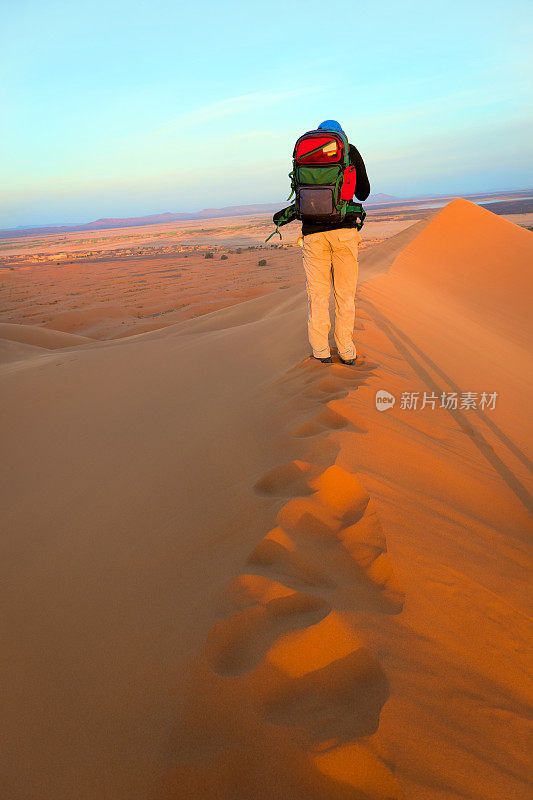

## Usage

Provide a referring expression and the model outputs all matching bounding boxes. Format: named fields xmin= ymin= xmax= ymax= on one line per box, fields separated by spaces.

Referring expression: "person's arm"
xmin=266 ymin=204 xmax=296 ymax=242
xmin=349 ymin=144 xmax=370 ymax=201
xmin=273 ymin=205 xmax=296 ymax=226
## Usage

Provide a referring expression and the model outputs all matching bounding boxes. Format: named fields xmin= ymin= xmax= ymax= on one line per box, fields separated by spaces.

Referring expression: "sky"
xmin=1 ymin=0 xmax=532 ymax=228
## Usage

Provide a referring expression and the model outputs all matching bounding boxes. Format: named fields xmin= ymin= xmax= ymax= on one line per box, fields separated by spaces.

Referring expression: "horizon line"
xmin=2 ymin=187 xmax=532 ymax=235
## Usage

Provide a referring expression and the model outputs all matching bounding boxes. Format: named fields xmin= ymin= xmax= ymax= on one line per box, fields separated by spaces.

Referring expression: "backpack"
xmin=289 ymin=129 xmax=357 ymax=222
xmin=265 ymin=129 xmax=366 ymax=242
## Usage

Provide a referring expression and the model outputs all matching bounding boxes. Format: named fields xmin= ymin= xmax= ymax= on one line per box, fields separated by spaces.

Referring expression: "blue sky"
xmin=1 ymin=0 xmax=532 ymax=227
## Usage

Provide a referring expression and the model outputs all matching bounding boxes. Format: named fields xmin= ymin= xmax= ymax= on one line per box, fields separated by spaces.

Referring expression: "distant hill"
xmin=364 ymin=193 xmax=399 ymax=205
xmin=0 ymin=195 xmax=402 ymax=239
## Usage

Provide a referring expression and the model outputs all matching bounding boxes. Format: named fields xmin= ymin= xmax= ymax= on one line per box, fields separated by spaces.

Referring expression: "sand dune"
xmin=1 ymin=201 xmax=532 ymax=799
xmin=365 ymin=198 xmax=533 ymax=474
xmin=0 ymin=322 xmax=93 ymax=366
xmin=383 ymin=198 xmax=532 ymax=337
xmin=0 ymin=338 xmax=49 ymax=364
xmin=0 ymin=321 xmax=92 ymax=349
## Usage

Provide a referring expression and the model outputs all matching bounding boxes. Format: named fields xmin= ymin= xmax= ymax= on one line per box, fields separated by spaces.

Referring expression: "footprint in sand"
xmin=255 ymin=611 xmax=390 ymax=747
xmin=182 ymin=459 xmax=404 ymax=798
xmin=254 ymin=460 xmax=322 ymax=497
xmin=300 ymin=359 xmax=378 ymax=403
xmin=205 ymin=577 xmax=331 ymax=676
xmin=298 ymin=436 xmax=343 ymax=467
xmin=293 ymin=401 xmax=368 ymax=440
xmin=306 ymin=740 xmax=403 ymax=800
xmin=247 ymin=526 xmax=335 ymax=588
xmin=278 ymin=465 xmax=371 ymax=535
xmin=293 ymin=405 xmax=351 ymax=438
xmin=252 ymin=466 xmax=402 ymax=613
xmin=276 ymin=466 xmax=404 ymax=611
xmin=208 ymin=467 xmax=403 ymax=682
xmin=311 ymin=376 xmax=353 ymax=399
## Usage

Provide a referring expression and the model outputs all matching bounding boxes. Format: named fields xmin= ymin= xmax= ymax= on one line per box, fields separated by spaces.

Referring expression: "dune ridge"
xmin=164 ymin=364 xmax=405 ymax=798
xmin=0 ymin=322 xmax=93 ymax=367
xmin=0 ymin=321 xmax=93 ymax=349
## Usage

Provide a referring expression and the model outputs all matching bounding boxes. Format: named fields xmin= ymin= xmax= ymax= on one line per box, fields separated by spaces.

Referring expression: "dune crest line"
xmin=164 ymin=355 xmax=405 ymax=800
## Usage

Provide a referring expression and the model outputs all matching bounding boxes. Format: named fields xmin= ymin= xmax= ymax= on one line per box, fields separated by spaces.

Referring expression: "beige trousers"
xmin=302 ymin=227 xmax=361 ymax=360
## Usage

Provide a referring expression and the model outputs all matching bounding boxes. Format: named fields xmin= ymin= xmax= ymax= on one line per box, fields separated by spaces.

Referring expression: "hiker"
xmin=271 ymin=120 xmax=370 ymax=365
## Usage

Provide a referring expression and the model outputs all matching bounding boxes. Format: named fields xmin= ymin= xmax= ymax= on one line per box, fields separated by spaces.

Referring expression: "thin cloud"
xmin=158 ymin=88 xmax=318 ymax=136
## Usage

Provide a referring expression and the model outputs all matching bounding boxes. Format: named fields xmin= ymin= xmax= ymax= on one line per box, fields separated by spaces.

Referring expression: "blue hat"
xmin=318 ymin=119 xmax=343 ymax=133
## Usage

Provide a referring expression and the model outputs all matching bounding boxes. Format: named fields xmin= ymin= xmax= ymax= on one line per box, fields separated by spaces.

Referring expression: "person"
xmin=274 ymin=120 xmax=370 ymax=365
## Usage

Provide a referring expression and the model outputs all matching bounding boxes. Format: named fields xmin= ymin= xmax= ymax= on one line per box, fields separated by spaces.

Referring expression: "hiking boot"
xmin=313 ymin=355 xmax=333 ymax=364
xmin=339 ymin=356 xmax=356 ymax=365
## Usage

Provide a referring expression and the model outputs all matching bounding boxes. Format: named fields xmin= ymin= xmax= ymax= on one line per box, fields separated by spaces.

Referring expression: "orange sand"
xmin=0 ymin=248 xmax=303 ymax=339
xmin=0 ymin=217 xmax=401 ymax=340
xmin=1 ymin=200 xmax=532 ymax=800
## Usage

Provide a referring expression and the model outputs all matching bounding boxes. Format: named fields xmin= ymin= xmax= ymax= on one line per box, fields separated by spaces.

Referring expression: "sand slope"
xmin=0 ymin=323 xmax=93 ymax=366
xmin=366 ymin=198 xmax=533 ymax=483
xmin=0 ymin=337 xmax=49 ymax=364
xmin=0 ymin=321 xmax=93 ymax=349
xmin=1 ymin=201 xmax=532 ymax=800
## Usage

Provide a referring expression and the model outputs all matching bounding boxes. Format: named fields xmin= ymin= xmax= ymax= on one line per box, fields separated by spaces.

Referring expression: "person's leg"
xmin=302 ymin=232 xmax=333 ymax=359
xmin=328 ymin=228 xmax=360 ymax=360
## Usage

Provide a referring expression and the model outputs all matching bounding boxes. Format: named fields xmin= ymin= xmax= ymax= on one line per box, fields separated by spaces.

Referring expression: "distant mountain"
xmin=365 ymin=193 xmax=400 ymax=205
xmin=0 ymin=196 xmax=403 ymax=239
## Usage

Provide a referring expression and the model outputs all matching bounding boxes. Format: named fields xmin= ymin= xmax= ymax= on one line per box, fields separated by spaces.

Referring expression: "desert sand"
xmin=0 ymin=214 xmax=404 ymax=340
xmin=1 ymin=199 xmax=532 ymax=800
